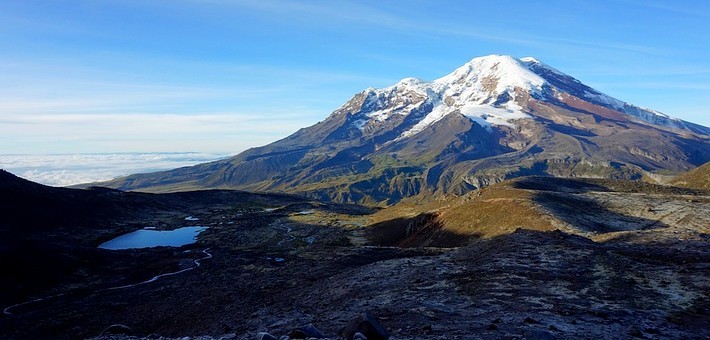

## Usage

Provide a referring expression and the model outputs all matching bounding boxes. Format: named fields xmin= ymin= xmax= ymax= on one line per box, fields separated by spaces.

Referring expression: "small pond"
xmin=99 ymin=226 xmax=208 ymax=250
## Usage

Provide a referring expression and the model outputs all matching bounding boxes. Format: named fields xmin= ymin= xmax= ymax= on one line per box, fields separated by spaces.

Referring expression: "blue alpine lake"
xmin=98 ymin=226 xmax=208 ymax=250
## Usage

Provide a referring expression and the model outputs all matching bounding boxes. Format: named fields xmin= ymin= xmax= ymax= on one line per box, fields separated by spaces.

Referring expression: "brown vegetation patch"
xmin=671 ymin=161 xmax=710 ymax=190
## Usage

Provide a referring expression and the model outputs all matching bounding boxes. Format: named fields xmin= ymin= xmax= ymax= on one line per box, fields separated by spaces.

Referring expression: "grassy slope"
xmin=367 ymin=176 xmax=710 ymax=247
xmin=671 ymin=161 xmax=710 ymax=190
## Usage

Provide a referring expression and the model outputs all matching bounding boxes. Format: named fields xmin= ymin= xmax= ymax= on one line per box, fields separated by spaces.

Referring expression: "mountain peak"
xmin=435 ymin=54 xmax=546 ymax=97
xmin=363 ymin=55 xmax=549 ymax=139
xmin=346 ymin=54 xmax=710 ymax=140
xmin=519 ymin=56 xmax=566 ymax=76
xmin=519 ymin=56 xmax=540 ymax=63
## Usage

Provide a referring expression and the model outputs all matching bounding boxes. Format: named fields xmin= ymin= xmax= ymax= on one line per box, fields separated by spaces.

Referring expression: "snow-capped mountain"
xmin=98 ymin=55 xmax=710 ymax=205
xmin=345 ymin=55 xmax=708 ymax=138
xmin=352 ymin=55 xmax=544 ymax=138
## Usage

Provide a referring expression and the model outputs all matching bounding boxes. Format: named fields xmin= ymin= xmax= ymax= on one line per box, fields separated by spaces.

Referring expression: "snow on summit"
xmin=398 ymin=55 xmax=546 ymax=137
xmin=434 ymin=54 xmax=546 ymax=96
xmin=349 ymin=54 xmax=707 ymax=138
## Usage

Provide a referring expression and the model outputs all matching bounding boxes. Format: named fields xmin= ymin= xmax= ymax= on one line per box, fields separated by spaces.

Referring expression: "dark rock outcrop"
xmin=340 ymin=312 xmax=390 ymax=340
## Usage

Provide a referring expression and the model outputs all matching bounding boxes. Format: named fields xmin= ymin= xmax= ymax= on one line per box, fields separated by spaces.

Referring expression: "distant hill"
xmin=671 ymin=162 xmax=710 ymax=189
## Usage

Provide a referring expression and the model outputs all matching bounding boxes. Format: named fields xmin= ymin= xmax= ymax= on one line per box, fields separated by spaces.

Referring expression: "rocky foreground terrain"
xmin=1 ymin=170 xmax=708 ymax=339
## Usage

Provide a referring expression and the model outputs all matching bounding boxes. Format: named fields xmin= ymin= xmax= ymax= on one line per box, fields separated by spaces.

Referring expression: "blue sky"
xmin=1 ymin=0 xmax=708 ymax=154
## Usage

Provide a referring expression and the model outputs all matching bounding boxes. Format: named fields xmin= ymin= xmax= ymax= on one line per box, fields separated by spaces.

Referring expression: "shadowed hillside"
xmin=0 ymin=170 xmax=371 ymax=311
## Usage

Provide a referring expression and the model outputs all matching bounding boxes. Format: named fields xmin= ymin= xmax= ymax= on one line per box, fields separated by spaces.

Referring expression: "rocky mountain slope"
xmin=98 ymin=55 xmax=710 ymax=205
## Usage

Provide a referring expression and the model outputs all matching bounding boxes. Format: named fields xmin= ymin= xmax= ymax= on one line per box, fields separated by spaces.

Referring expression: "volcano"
xmin=99 ymin=55 xmax=710 ymax=205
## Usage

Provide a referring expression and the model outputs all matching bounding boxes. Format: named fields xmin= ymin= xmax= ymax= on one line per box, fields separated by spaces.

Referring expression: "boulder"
xmin=288 ymin=323 xmax=326 ymax=338
xmin=255 ymin=332 xmax=278 ymax=340
xmin=353 ymin=332 xmax=368 ymax=340
xmin=99 ymin=324 xmax=133 ymax=336
xmin=340 ymin=312 xmax=389 ymax=340
xmin=523 ymin=329 xmax=556 ymax=340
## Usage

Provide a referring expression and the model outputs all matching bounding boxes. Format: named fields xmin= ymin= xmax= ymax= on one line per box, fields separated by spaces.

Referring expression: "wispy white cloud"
xmin=572 ymin=66 xmax=710 ymax=78
xmin=0 ymin=110 xmax=318 ymax=154
xmin=0 ymin=56 xmax=389 ymax=154
xmin=195 ymin=0 xmax=414 ymax=29
xmin=591 ymin=82 xmax=710 ymax=91
xmin=537 ymin=37 xmax=667 ymax=56
xmin=617 ymin=0 xmax=710 ymax=19
xmin=203 ymin=0 xmax=667 ymax=57
xmin=0 ymin=56 xmax=390 ymax=113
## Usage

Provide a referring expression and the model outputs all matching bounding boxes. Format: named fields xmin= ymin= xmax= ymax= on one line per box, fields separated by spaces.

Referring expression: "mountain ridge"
xmin=95 ymin=55 xmax=710 ymax=205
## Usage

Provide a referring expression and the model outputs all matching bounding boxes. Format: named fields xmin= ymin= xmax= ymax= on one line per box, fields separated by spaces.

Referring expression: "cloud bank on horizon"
xmin=0 ymin=0 xmax=708 ymax=155
xmin=0 ymin=153 xmax=230 ymax=187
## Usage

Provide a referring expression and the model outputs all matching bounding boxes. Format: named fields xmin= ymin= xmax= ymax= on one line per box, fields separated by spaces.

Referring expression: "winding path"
xmin=270 ymin=220 xmax=294 ymax=246
xmin=2 ymin=292 xmax=69 ymax=316
xmin=3 ymin=248 xmax=213 ymax=315
xmin=106 ymin=248 xmax=212 ymax=290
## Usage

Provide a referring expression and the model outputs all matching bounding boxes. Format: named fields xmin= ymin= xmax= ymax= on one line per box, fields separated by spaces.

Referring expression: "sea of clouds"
xmin=0 ymin=152 xmax=231 ymax=187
